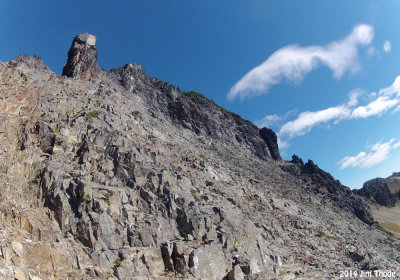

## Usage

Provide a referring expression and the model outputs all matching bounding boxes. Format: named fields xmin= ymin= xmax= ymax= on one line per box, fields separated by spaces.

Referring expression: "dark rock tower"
xmin=259 ymin=127 xmax=281 ymax=161
xmin=62 ymin=33 xmax=98 ymax=81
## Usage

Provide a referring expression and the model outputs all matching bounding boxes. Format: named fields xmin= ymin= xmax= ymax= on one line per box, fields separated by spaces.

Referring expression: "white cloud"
xmin=278 ymin=137 xmax=289 ymax=150
xmin=338 ymin=139 xmax=399 ymax=169
xmin=383 ymin=41 xmax=392 ymax=53
xmin=394 ymin=141 xmax=400 ymax=149
xmin=279 ymin=105 xmax=351 ymax=138
xmin=347 ymin=88 xmax=365 ymax=107
xmin=277 ymin=75 xmax=400 ymax=140
xmin=367 ymin=47 xmax=376 ymax=57
xmin=254 ymin=114 xmax=280 ymax=128
xmin=350 ymin=96 xmax=399 ymax=118
xmin=393 ymin=105 xmax=400 ymax=113
xmin=228 ymin=24 xmax=374 ymax=100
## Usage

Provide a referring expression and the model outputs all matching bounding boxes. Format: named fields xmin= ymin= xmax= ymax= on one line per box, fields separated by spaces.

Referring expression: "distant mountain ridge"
xmin=354 ymin=172 xmax=400 ymax=207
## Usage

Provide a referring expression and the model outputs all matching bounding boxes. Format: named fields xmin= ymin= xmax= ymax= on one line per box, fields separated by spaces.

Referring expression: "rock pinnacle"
xmin=62 ymin=33 xmax=98 ymax=81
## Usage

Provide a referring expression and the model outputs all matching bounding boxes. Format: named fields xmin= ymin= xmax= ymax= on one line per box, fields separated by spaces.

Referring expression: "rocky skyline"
xmin=0 ymin=32 xmax=398 ymax=280
xmin=2 ymin=1 xmax=400 ymax=189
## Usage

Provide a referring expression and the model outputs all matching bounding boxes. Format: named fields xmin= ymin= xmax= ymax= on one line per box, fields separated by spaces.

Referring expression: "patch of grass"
xmin=199 ymin=154 xmax=209 ymax=163
xmin=101 ymin=189 xmax=113 ymax=206
xmin=20 ymin=72 xmax=28 ymax=81
xmin=388 ymin=235 xmax=397 ymax=242
xmin=95 ymin=99 xmax=101 ymax=106
xmin=278 ymin=271 xmax=286 ymax=276
xmin=54 ymin=128 xmax=61 ymax=136
xmin=82 ymin=188 xmax=92 ymax=202
xmin=317 ymin=229 xmax=328 ymax=238
xmin=319 ymin=186 xmax=329 ymax=194
xmin=188 ymin=101 xmax=196 ymax=111
xmin=112 ymin=259 xmax=122 ymax=273
xmin=244 ymin=195 xmax=252 ymax=202
xmin=379 ymin=221 xmax=400 ymax=235
xmin=190 ymin=189 xmax=200 ymax=201
xmin=84 ymin=109 xmax=100 ymax=122
xmin=30 ymin=166 xmax=45 ymax=185
xmin=182 ymin=90 xmax=207 ymax=99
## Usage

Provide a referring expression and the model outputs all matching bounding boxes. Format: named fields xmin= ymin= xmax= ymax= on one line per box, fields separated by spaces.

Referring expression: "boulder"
xmin=14 ymin=268 xmax=27 ymax=280
xmin=228 ymin=265 xmax=245 ymax=280
xmin=189 ymin=245 xmax=227 ymax=280
xmin=11 ymin=241 xmax=24 ymax=257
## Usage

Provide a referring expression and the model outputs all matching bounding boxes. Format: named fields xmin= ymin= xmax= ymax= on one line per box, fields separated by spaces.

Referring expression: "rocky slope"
xmin=0 ymin=33 xmax=399 ymax=280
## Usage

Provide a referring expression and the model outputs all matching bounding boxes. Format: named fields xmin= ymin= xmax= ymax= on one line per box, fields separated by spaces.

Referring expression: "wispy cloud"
xmin=279 ymin=105 xmax=351 ymax=138
xmin=255 ymin=110 xmax=297 ymax=129
xmin=278 ymin=137 xmax=290 ymax=150
xmin=350 ymin=95 xmax=399 ymax=118
xmin=383 ymin=40 xmax=392 ymax=53
xmin=228 ymin=24 xmax=374 ymax=100
xmin=254 ymin=114 xmax=281 ymax=128
xmin=277 ymin=75 xmax=400 ymax=139
xmin=347 ymin=88 xmax=365 ymax=107
xmin=367 ymin=46 xmax=377 ymax=57
xmin=338 ymin=139 xmax=400 ymax=169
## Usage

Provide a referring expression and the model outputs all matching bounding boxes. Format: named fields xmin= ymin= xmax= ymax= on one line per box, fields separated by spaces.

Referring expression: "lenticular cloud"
xmin=228 ymin=24 xmax=374 ymax=100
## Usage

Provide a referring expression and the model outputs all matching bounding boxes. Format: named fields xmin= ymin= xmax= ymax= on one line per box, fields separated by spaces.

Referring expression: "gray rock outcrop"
xmin=288 ymin=156 xmax=374 ymax=225
xmin=62 ymin=33 xmax=98 ymax=81
xmin=0 ymin=35 xmax=399 ymax=279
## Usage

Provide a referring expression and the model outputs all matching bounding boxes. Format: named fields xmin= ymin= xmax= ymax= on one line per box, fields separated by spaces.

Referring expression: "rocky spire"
xmin=62 ymin=33 xmax=98 ymax=81
xmin=259 ymin=127 xmax=281 ymax=161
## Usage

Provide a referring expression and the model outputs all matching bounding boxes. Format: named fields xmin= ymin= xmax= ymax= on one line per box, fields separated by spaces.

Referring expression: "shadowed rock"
xmin=62 ymin=33 xmax=98 ymax=81
xmin=354 ymin=174 xmax=400 ymax=207
xmin=259 ymin=127 xmax=281 ymax=160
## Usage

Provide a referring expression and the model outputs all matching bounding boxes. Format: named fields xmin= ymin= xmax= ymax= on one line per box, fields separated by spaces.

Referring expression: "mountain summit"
xmin=0 ymin=34 xmax=398 ymax=279
xmin=62 ymin=33 xmax=98 ymax=81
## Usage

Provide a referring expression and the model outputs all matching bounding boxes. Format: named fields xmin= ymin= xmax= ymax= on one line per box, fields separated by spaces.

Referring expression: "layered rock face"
xmin=0 ymin=35 xmax=399 ymax=280
xmin=62 ymin=33 xmax=98 ymax=81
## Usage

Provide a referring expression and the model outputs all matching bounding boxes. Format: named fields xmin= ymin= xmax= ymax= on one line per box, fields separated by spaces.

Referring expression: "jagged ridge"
xmin=0 ymin=34 xmax=399 ymax=280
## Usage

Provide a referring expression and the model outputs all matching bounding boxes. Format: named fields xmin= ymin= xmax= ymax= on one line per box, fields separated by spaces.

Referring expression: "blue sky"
xmin=1 ymin=1 xmax=400 ymax=189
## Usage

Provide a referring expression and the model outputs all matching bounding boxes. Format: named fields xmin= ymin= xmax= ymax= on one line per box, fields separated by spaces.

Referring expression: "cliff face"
xmin=354 ymin=173 xmax=400 ymax=207
xmin=0 ymin=34 xmax=399 ymax=280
